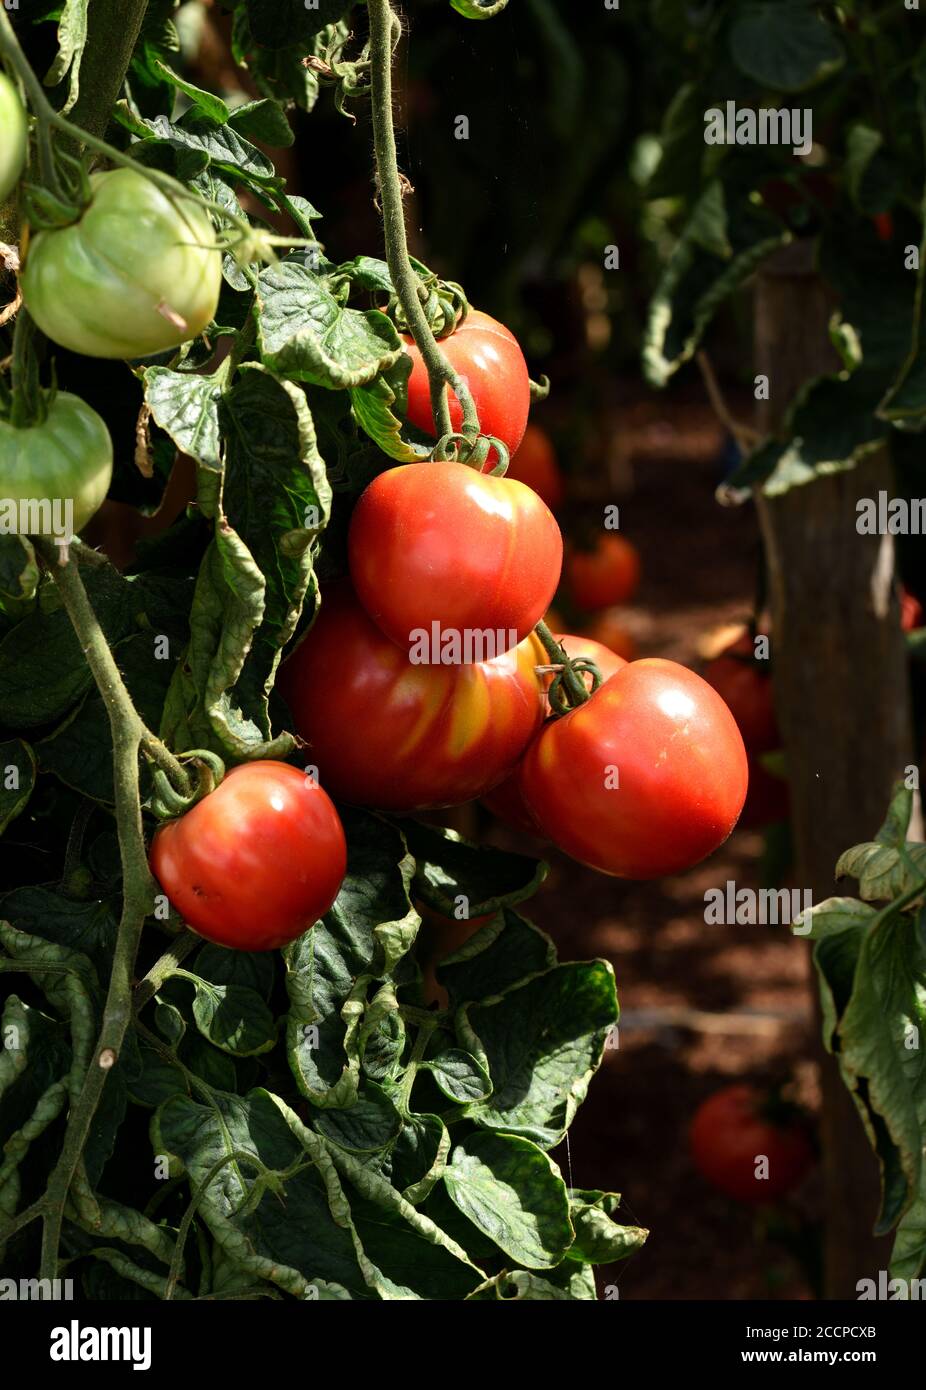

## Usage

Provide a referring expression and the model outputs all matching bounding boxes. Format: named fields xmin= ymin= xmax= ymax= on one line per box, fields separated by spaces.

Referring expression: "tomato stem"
xmin=133 ymin=931 xmax=201 ymax=1012
xmin=534 ymin=620 xmax=600 ymax=713
xmin=26 ymin=538 xmax=161 ymax=1280
xmin=366 ymin=0 xmax=484 ymax=463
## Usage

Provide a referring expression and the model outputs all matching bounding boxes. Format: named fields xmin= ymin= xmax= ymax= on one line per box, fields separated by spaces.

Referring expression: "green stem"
xmin=134 ymin=930 xmax=201 ymax=1011
xmin=32 ymin=540 xmax=158 ymax=1281
xmin=534 ymin=620 xmax=594 ymax=710
xmin=366 ymin=0 xmax=481 ymax=453
xmin=400 ymin=1016 xmax=438 ymax=1109
xmin=140 ymin=731 xmax=193 ymax=798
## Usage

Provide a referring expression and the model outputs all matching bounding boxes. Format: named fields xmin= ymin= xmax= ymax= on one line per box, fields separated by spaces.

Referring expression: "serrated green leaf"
xmin=188 ymin=980 xmax=277 ymax=1057
xmin=444 ymin=1131 xmax=573 ymax=1269
xmin=256 ymin=259 xmax=404 ymax=388
xmin=401 ymin=820 xmax=547 ymax=919
xmin=458 ymin=960 xmax=618 ymax=1147
xmin=420 ymin=1049 xmax=492 ymax=1104
xmin=153 ymin=59 xmax=230 ymax=124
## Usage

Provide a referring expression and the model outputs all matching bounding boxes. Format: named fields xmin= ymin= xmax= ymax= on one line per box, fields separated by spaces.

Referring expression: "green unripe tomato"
xmin=0 ymin=393 xmax=113 ymax=538
xmin=0 ymin=73 xmax=27 ymax=202
xmin=20 ymin=168 xmax=222 ymax=359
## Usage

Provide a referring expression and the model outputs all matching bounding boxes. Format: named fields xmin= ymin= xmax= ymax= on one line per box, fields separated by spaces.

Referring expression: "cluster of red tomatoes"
xmin=152 ymin=311 xmax=751 ymax=951
xmin=285 ymin=313 xmax=750 ymax=880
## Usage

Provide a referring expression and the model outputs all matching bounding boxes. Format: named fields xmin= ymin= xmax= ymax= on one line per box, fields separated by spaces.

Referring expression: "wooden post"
xmin=753 ymin=240 xmax=915 ymax=1297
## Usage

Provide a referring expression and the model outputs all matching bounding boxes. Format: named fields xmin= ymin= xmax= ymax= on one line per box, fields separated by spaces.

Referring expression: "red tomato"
xmin=403 ymin=309 xmax=530 ymax=461
xmin=519 ymin=659 xmax=748 ymax=877
xmin=149 ymin=762 xmax=346 ymax=951
xmin=580 ymin=608 xmax=637 ymax=663
xmin=281 ymin=583 xmax=545 ymax=812
xmin=690 ymin=1085 xmax=815 ymax=1205
xmin=348 ymin=460 xmax=562 ymax=656
xmin=504 ymin=423 xmax=564 ymax=510
xmin=482 ymin=635 xmax=626 ymax=835
xmin=565 ymin=533 xmax=640 ymax=611
xmin=703 ymin=633 xmax=778 ymax=754
xmin=873 ymin=211 xmax=894 ymax=242
xmin=900 ymin=584 xmax=924 ymax=632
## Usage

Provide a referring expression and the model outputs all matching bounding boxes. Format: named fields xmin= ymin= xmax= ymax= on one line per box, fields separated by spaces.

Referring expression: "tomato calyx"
xmin=387 ymin=257 xmax=469 ymax=340
xmin=148 ymin=748 xmax=227 ymax=822
xmin=534 ymin=619 xmax=602 ymax=715
xmin=431 ymin=427 xmax=510 ymax=473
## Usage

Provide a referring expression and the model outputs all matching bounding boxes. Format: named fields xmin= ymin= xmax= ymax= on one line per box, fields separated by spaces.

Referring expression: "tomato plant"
xmin=403 ymin=308 xmax=531 ymax=459
xmin=348 ymin=459 xmax=563 ymax=654
xmin=565 ymin=532 xmax=640 ymax=611
xmin=150 ymin=762 xmax=347 ymax=951
xmin=0 ymin=0 xmax=643 ymax=1312
xmin=690 ymin=1085 xmax=815 ymax=1205
xmin=281 ymin=582 xmax=546 ymax=811
xmin=0 ymin=392 xmax=112 ymax=534
xmin=703 ymin=632 xmax=779 ymax=754
xmin=505 ymin=422 xmax=564 ymax=510
xmin=0 ymin=72 xmax=25 ymax=200
xmin=21 ymin=169 xmax=222 ymax=359
xmin=520 ymin=659 xmax=748 ymax=878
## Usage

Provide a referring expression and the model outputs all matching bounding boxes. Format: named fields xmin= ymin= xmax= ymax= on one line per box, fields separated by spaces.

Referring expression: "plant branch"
xmin=134 ymin=930 xmax=201 ymax=1011
xmin=32 ymin=540 xmax=158 ymax=1281
xmin=695 ymin=350 xmax=761 ymax=456
xmin=534 ymin=620 xmax=594 ymax=710
xmin=366 ymin=0 xmax=481 ymax=453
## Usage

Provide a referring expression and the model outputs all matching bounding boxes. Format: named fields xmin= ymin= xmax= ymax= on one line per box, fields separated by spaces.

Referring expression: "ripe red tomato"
xmin=519 ymin=659 xmax=748 ymax=877
xmin=580 ymin=608 xmax=637 ymax=662
xmin=873 ymin=211 xmax=894 ymax=242
xmin=690 ymin=1085 xmax=815 ymax=1205
xmin=900 ymin=584 xmax=924 ymax=632
xmin=703 ymin=633 xmax=778 ymax=754
xmin=348 ymin=460 xmax=562 ymax=656
xmin=403 ymin=309 xmax=530 ymax=460
xmin=149 ymin=762 xmax=346 ymax=951
xmin=482 ymin=635 xmax=626 ymax=835
xmin=504 ymin=423 xmax=564 ymax=510
xmin=281 ymin=583 xmax=546 ymax=812
xmin=565 ymin=533 xmax=640 ymax=611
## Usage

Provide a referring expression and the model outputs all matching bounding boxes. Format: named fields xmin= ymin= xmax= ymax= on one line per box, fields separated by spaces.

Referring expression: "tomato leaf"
xmin=187 ymin=980 xmax=278 ymax=1057
xmin=399 ymin=819 xmax=548 ymax=918
xmin=227 ymin=98 xmax=294 ymax=148
xmin=420 ymin=1049 xmax=492 ymax=1104
xmin=437 ymin=908 xmax=556 ymax=1006
xmin=284 ymin=809 xmax=418 ymax=1107
xmin=458 ymin=959 xmax=619 ymax=1148
xmin=443 ymin=1131 xmax=573 ymax=1270
xmin=728 ymin=0 xmax=844 ymax=93
xmin=255 ymin=259 xmax=404 ymax=389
